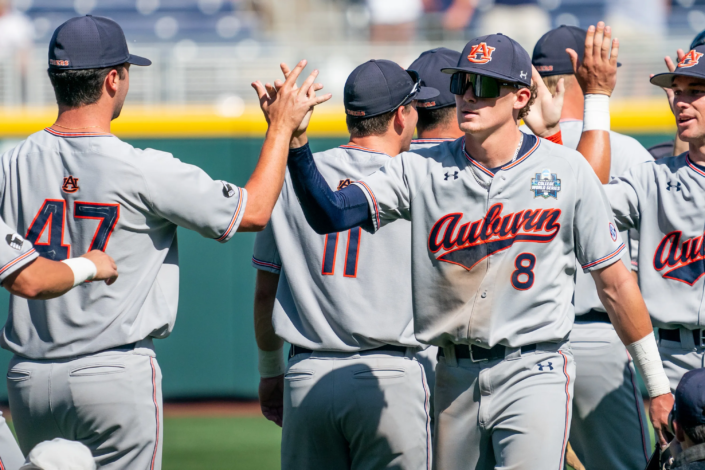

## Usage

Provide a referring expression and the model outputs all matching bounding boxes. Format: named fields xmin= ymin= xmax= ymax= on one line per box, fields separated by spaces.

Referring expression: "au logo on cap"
xmin=678 ymin=50 xmax=704 ymax=69
xmin=468 ymin=43 xmax=496 ymax=64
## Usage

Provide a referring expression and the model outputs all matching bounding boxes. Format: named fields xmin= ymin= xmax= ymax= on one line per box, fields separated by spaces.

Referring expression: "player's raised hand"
xmin=656 ymin=49 xmax=686 ymax=115
xmin=523 ymin=65 xmax=565 ymax=138
xmin=274 ymin=62 xmax=322 ymax=140
xmin=259 ymin=375 xmax=284 ymax=427
xmin=251 ymin=60 xmax=331 ymax=136
xmin=567 ymin=22 xmax=619 ymax=96
xmin=81 ymin=250 xmax=118 ymax=285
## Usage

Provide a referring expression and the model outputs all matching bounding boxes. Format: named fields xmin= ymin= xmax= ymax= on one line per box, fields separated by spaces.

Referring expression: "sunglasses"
xmin=450 ymin=72 xmax=523 ymax=98
xmin=393 ymin=70 xmax=421 ymax=110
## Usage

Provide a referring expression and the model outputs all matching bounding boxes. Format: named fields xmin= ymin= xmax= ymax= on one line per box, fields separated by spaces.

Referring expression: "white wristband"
xmin=61 ymin=258 xmax=97 ymax=287
xmin=583 ymin=94 xmax=611 ymax=132
xmin=626 ymin=332 xmax=671 ymax=398
xmin=258 ymin=347 xmax=285 ymax=378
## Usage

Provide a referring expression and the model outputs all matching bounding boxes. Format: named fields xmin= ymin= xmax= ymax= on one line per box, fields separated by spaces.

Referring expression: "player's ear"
xmin=514 ymin=86 xmax=533 ymax=111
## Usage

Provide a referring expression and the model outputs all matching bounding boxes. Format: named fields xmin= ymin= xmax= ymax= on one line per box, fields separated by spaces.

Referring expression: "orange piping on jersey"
xmin=252 ymin=256 xmax=281 ymax=271
xmin=687 ymin=155 xmax=705 ymax=177
xmin=558 ymin=351 xmax=571 ymax=470
xmin=0 ymin=249 xmax=36 ymax=276
xmin=216 ymin=187 xmax=244 ymax=242
xmin=354 ymin=182 xmax=380 ymax=230
xmin=44 ymin=128 xmax=113 ymax=138
xmin=339 ymin=144 xmax=389 ymax=156
xmin=581 ymin=243 xmax=626 ymax=270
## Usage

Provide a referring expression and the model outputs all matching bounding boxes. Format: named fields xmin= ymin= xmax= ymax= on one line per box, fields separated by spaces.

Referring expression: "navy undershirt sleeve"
xmin=287 ymin=143 xmax=373 ymax=234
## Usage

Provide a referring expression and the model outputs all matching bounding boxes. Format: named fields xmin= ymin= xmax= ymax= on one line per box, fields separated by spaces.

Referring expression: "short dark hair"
xmin=417 ymin=106 xmax=456 ymax=135
xmin=684 ymin=424 xmax=705 ymax=444
xmin=346 ymin=104 xmax=412 ymax=138
xmin=48 ymin=64 xmax=127 ymax=108
xmin=517 ymin=83 xmax=538 ymax=121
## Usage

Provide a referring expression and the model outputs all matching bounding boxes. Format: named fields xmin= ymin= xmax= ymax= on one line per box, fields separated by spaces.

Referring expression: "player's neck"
xmin=349 ymin=134 xmax=404 ymax=157
xmin=560 ymin=86 xmax=584 ymax=121
xmin=464 ymin=122 xmax=523 ymax=169
xmin=53 ymin=103 xmax=113 ymax=134
xmin=417 ymin=124 xmax=464 ymax=140
xmin=688 ymin=141 xmax=705 ymax=165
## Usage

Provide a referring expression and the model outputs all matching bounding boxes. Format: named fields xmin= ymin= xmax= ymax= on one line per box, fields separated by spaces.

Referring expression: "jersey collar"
xmin=339 ymin=144 xmax=390 ymax=157
xmin=686 ymin=153 xmax=705 ymax=177
xmin=462 ymin=133 xmax=540 ymax=177
xmin=44 ymin=127 xmax=113 ymax=138
xmin=411 ymin=138 xmax=458 ymax=144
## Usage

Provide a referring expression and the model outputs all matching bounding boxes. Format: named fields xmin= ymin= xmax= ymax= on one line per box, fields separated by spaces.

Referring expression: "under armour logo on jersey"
xmin=537 ymin=362 xmax=553 ymax=371
xmin=667 ymin=181 xmax=681 ymax=191
xmin=679 ymin=50 xmax=704 ymax=68
xmin=338 ymin=178 xmax=353 ymax=190
xmin=5 ymin=234 xmax=22 ymax=251
xmin=444 ymin=171 xmax=459 ymax=180
xmin=61 ymin=175 xmax=79 ymax=194
xmin=467 ymin=43 xmax=496 ymax=64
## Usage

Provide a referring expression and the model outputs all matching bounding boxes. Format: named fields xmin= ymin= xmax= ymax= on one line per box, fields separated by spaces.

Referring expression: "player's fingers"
xmin=601 ymin=25 xmax=612 ymax=62
xmin=566 ymin=49 xmax=579 ymax=74
xmin=273 ymin=79 xmax=285 ymax=92
xmin=555 ymin=77 xmax=566 ymax=99
xmin=280 ymin=62 xmax=292 ymax=79
xmin=609 ymin=38 xmax=619 ymax=67
xmin=298 ymin=69 xmax=320 ymax=97
xmin=265 ymin=83 xmax=277 ymax=99
xmin=593 ymin=22 xmax=605 ymax=59
xmin=665 ymin=56 xmax=677 ymax=73
xmin=311 ymin=93 xmax=333 ymax=106
xmin=283 ymin=60 xmax=307 ymax=88
xmin=583 ymin=25 xmax=595 ymax=61
xmin=251 ymin=81 xmax=268 ymax=100
xmin=677 ymin=48 xmax=686 ymax=61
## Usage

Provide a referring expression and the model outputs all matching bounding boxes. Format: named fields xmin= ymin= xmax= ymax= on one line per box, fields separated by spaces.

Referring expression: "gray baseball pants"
xmin=658 ymin=327 xmax=705 ymax=392
xmin=415 ymin=346 xmax=438 ymax=437
xmin=433 ymin=342 xmax=575 ymax=470
xmin=6 ymin=348 xmax=163 ymax=470
xmin=569 ymin=321 xmax=651 ymax=470
xmin=282 ymin=350 xmax=431 ymax=470
xmin=0 ymin=414 xmax=24 ymax=470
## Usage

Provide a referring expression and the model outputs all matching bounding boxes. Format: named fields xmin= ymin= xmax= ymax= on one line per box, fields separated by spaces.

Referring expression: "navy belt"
xmin=576 ymin=309 xmax=611 ymax=323
xmin=438 ymin=343 xmax=538 ymax=362
xmin=288 ymin=344 xmax=408 ymax=359
xmin=659 ymin=328 xmax=704 ymax=347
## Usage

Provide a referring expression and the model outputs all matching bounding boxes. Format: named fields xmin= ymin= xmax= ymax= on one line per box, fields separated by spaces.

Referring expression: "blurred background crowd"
xmin=0 ymin=0 xmax=702 ymax=111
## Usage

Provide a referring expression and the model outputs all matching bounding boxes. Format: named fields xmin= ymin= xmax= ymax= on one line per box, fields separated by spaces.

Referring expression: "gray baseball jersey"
xmin=559 ymin=120 xmax=653 ymax=315
xmin=253 ymin=144 xmax=420 ymax=350
xmin=604 ymin=153 xmax=705 ymax=329
xmin=0 ymin=128 xmax=247 ymax=359
xmin=0 ymin=217 xmax=37 ymax=285
xmin=353 ymin=133 xmax=625 ymax=348
xmin=410 ymin=138 xmax=458 ymax=151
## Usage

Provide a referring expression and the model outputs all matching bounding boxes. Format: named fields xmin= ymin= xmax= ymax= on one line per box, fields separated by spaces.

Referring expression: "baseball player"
xmin=278 ymin=32 xmax=673 ymax=469
xmin=597 ymin=43 xmax=705 ymax=409
xmin=0 ymin=15 xmax=328 ymax=470
xmin=527 ymin=25 xmax=654 ymax=470
xmin=253 ymin=59 xmax=438 ymax=469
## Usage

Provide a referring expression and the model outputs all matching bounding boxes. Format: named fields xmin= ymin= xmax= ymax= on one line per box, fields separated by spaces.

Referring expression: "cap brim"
xmin=440 ymin=66 xmax=530 ymax=87
xmin=128 ymin=54 xmax=152 ymax=66
xmin=650 ymin=70 xmax=705 ymax=88
xmin=414 ymin=86 xmax=440 ymax=101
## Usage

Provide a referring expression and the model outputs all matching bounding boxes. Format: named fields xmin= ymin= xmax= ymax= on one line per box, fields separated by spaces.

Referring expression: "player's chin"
xmin=677 ymin=121 xmax=704 ymax=141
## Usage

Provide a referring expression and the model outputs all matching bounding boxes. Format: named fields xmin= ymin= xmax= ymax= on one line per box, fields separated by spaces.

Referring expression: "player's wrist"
xmin=258 ymin=346 xmax=285 ymax=378
xmin=290 ymin=133 xmax=309 ymax=149
xmin=627 ymin=332 xmax=671 ymax=398
xmin=583 ymin=94 xmax=610 ymax=132
xmin=61 ymin=258 xmax=97 ymax=287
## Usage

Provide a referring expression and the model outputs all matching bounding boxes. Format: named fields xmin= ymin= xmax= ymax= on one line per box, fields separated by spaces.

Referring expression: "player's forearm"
xmin=576 ymin=130 xmax=611 ymax=184
xmin=3 ymin=258 xmax=75 ymax=300
xmin=287 ymin=143 xmax=371 ymax=234
xmin=593 ymin=261 xmax=652 ymax=344
xmin=254 ymin=270 xmax=283 ymax=351
xmin=240 ymin=128 xmax=293 ymax=232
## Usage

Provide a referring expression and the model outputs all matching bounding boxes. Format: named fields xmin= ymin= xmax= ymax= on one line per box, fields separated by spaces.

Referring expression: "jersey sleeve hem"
xmin=252 ymin=256 xmax=281 ymax=274
xmin=0 ymin=249 xmax=39 ymax=283
xmin=216 ymin=187 xmax=247 ymax=243
xmin=351 ymin=182 xmax=379 ymax=233
xmin=581 ymin=243 xmax=626 ymax=272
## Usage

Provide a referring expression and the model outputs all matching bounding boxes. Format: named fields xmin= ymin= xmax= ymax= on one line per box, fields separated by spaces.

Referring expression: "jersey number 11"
xmin=321 ymin=228 xmax=361 ymax=278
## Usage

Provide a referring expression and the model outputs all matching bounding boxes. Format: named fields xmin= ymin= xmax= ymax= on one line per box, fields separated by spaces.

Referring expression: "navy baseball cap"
xmin=344 ymin=60 xmax=439 ymax=118
xmin=533 ymin=25 xmax=621 ymax=77
xmin=48 ymin=15 xmax=151 ymax=70
xmin=651 ymin=45 xmax=705 ymax=88
xmin=691 ymin=30 xmax=705 ymax=51
xmin=409 ymin=48 xmax=461 ymax=109
xmin=674 ymin=368 xmax=705 ymax=428
xmin=441 ymin=34 xmax=532 ymax=87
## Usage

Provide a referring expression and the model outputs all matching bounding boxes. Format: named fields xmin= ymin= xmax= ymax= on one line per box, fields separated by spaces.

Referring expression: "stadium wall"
xmin=0 ymin=102 xmax=675 ymax=399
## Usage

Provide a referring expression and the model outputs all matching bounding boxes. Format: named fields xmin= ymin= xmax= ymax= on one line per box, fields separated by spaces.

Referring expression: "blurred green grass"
xmin=163 ymin=416 xmax=282 ymax=470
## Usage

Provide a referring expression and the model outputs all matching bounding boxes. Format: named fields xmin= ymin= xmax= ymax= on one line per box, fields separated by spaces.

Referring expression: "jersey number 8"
xmin=25 ymin=199 xmax=120 ymax=260
xmin=511 ymin=253 xmax=536 ymax=290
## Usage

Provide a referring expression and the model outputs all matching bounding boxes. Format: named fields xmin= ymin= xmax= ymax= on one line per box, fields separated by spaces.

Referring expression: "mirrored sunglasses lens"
xmin=474 ymin=75 xmax=500 ymax=98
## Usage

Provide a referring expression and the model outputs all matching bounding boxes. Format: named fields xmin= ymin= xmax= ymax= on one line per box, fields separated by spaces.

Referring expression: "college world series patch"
xmin=530 ymin=169 xmax=561 ymax=199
